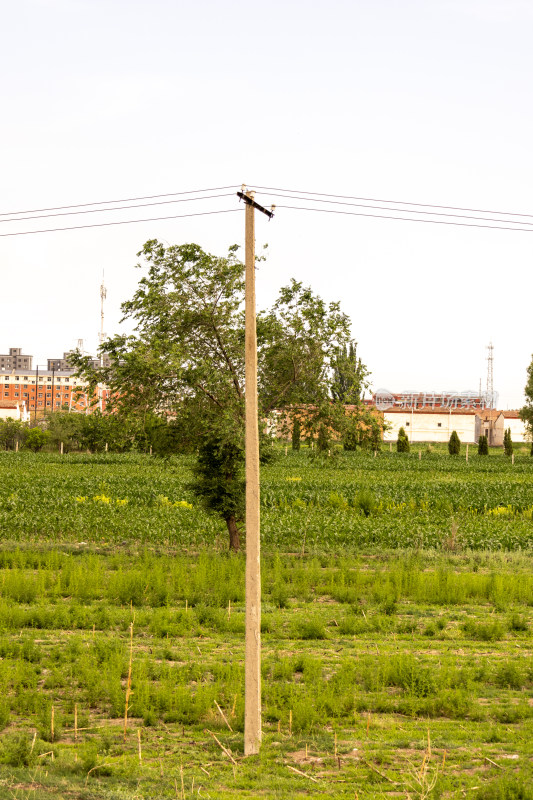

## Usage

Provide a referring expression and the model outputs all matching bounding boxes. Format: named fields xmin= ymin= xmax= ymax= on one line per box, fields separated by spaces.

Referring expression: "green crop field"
xmin=0 ymin=450 xmax=532 ymax=799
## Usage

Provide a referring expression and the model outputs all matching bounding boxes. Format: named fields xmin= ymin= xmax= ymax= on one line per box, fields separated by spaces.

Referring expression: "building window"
xmin=14 ymin=392 xmax=19 ymax=397
xmin=405 ymin=422 xmax=410 ymax=426
xmin=437 ymin=423 xmax=442 ymax=428
xmin=38 ymin=393 xmax=43 ymax=398
xmin=23 ymin=393 xmax=28 ymax=397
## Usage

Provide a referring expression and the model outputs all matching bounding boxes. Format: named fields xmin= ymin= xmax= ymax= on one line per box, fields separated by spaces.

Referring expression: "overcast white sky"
xmin=2 ymin=0 xmax=532 ymax=408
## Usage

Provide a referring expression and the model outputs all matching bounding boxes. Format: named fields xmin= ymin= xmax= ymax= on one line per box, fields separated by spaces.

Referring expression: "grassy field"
xmin=0 ymin=449 xmax=532 ymax=799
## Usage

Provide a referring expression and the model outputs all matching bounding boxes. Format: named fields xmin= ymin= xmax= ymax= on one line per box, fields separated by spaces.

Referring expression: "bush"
xmin=448 ymin=430 xmax=460 ymax=455
xmin=24 ymin=427 xmax=49 ymax=452
xmin=396 ymin=427 xmax=410 ymax=453
xmin=478 ymin=435 xmax=489 ymax=455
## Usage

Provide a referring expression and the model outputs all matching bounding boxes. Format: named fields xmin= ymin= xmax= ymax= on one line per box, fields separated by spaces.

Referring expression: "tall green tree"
xmin=448 ymin=430 xmax=461 ymax=455
xmin=72 ymin=240 xmax=371 ymax=549
xmin=0 ymin=419 xmax=24 ymax=450
xmin=396 ymin=426 xmax=410 ymax=453
xmin=503 ymin=427 xmax=513 ymax=456
xmin=330 ymin=342 xmax=368 ymax=403
xmin=291 ymin=417 xmax=301 ymax=451
xmin=478 ymin=434 xmax=489 ymax=455
xmin=520 ymin=354 xmax=533 ymax=455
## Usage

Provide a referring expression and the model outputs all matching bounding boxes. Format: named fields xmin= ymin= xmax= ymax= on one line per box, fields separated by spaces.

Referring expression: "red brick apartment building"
xmin=0 ymin=370 xmax=111 ymax=414
xmin=0 ymin=347 xmax=110 ymax=415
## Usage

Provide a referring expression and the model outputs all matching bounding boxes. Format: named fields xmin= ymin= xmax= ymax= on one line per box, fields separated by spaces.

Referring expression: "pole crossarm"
xmin=237 ymin=191 xmax=275 ymax=220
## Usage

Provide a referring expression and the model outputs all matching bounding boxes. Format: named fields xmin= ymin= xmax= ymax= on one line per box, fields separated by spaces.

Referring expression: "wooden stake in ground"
xmin=239 ymin=188 xmax=274 ymax=757
xmin=123 ymin=620 xmax=134 ymax=742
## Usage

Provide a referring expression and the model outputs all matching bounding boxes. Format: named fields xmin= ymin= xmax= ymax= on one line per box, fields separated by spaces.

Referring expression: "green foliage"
xmin=330 ymin=341 xmax=369 ymax=403
xmin=45 ymin=410 xmax=144 ymax=453
xmin=474 ymin=776 xmax=533 ymax=800
xmin=291 ymin=416 xmax=301 ymax=451
xmin=478 ymin=434 xmax=489 ymax=455
xmin=397 ymin=426 xmax=410 ymax=453
xmin=448 ymin=430 xmax=461 ymax=455
xmin=190 ymin=435 xmax=245 ymax=550
xmin=0 ymin=419 xmax=24 ymax=450
xmin=519 ymin=353 xmax=533 ymax=444
xmin=70 ymin=241 xmax=370 ymax=544
xmin=317 ymin=423 xmax=330 ymax=452
xmin=24 ymin=427 xmax=49 ymax=452
xmin=342 ymin=419 xmax=359 ymax=451
xmin=504 ymin=427 xmax=514 ymax=456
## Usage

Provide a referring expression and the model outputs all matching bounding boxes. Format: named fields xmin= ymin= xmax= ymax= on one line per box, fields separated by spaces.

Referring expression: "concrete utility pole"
xmin=237 ymin=188 xmax=273 ymax=756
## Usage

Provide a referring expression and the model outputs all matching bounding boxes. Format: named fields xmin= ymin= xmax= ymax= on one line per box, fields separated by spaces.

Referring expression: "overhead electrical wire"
xmin=1 ymin=182 xmax=533 ymax=237
xmin=0 ymin=185 xmax=240 ymax=218
xmin=0 ymin=193 xmax=236 ymax=224
xmin=272 ymin=204 xmax=533 ymax=233
xmin=251 ymin=190 xmax=533 ymax=228
xmin=0 ymin=208 xmax=241 ymax=238
xmin=250 ymin=184 xmax=533 ymax=221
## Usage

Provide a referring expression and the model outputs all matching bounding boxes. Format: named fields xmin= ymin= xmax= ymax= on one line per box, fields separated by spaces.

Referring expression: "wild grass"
xmin=0 ymin=451 xmax=532 ymax=796
xmin=0 ymin=546 xmax=530 ymax=796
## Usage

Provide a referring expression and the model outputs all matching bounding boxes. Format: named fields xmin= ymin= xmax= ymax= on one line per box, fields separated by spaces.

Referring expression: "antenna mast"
xmin=486 ymin=342 xmax=494 ymax=409
xmin=99 ymin=272 xmax=107 ymax=357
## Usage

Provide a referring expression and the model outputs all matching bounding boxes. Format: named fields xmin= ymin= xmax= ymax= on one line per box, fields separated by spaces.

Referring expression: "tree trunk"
xmin=226 ymin=515 xmax=241 ymax=552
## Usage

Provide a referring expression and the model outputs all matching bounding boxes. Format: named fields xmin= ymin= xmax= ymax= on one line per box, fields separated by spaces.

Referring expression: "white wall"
xmin=384 ymin=411 xmax=478 ymax=443
xmin=503 ymin=417 xmax=529 ymax=443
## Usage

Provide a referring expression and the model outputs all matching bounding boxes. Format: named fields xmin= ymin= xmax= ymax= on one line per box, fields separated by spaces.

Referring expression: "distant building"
xmin=47 ymin=351 xmax=111 ymax=371
xmin=384 ymin=407 xmax=528 ymax=445
xmin=0 ymin=400 xmax=30 ymax=422
xmin=0 ymin=368 xmax=111 ymax=415
xmin=0 ymin=347 xmax=33 ymax=371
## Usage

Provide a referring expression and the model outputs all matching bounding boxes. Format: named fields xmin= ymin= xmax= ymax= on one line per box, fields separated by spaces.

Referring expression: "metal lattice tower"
xmin=486 ymin=342 xmax=494 ymax=409
xmin=99 ymin=272 xmax=107 ymax=351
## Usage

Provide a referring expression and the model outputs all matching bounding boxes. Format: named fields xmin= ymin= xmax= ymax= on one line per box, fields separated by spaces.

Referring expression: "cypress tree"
xmin=504 ymin=427 xmax=513 ymax=456
xmin=396 ymin=426 xmax=410 ymax=453
xmin=291 ymin=417 xmax=301 ymax=451
xmin=317 ymin=423 xmax=330 ymax=452
xmin=448 ymin=430 xmax=461 ymax=455
xmin=478 ymin=434 xmax=489 ymax=455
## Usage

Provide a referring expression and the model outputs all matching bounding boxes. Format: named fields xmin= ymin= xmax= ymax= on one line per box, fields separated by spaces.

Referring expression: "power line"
xmin=0 ymin=208 xmax=241 ymax=238
xmin=250 ymin=184 xmax=533 ymax=220
xmin=0 ymin=185 xmax=240 ymax=218
xmin=0 ymin=193 xmax=236 ymax=224
xmin=274 ymin=204 xmax=533 ymax=233
xmin=253 ymin=190 xmax=533 ymax=228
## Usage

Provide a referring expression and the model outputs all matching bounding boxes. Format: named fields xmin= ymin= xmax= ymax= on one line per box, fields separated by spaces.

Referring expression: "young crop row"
xmin=2 ymin=451 xmax=533 ymax=551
